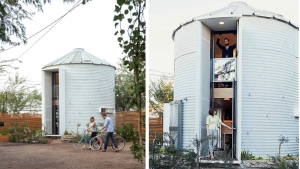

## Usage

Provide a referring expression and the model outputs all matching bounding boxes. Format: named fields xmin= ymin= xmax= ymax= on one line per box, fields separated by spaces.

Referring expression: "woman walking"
xmin=206 ymin=108 xmax=232 ymax=159
xmin=85 ymin=116 xmax=97 ymax=148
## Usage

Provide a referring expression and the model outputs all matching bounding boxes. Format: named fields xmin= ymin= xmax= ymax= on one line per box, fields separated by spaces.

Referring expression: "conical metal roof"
xmin=195 ymin=1 xmax=292 ymax=23
xmin=42 ymin=48 xmax=115 ymax=69
xmin=172 ymin=1 xmax=298 ymax=40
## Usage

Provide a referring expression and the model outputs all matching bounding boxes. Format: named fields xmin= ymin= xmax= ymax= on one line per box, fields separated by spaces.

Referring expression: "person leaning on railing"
xmin=206 ymin=108 xmax=233 ymax=160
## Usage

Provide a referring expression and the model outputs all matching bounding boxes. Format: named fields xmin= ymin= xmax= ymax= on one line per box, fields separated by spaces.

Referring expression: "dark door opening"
xmin=210 ymin=30 xmax=237 ymax=159
xmin=52 ymin=72 xmax=59 ymax=135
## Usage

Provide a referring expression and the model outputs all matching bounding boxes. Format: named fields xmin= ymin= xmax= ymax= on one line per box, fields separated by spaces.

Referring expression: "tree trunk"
xmin=2 ymin=92 xmax=8 ymax=113
xmin=279 ymin=142 xmax=282 ymax=157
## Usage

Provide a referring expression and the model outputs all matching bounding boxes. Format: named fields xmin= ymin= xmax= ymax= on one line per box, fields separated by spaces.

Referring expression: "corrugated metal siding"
xmin=42 ymin=71 xmax=53 ymax=134
xmin=45 ymin=64 xmax=115 ymax=134
xmin=200 ymin=24 xmax=211 ymax=140
xmin=174 ymin=22 xmax=197 ymax=148
xmin=240 ymin=16 xmax=299 ymax=157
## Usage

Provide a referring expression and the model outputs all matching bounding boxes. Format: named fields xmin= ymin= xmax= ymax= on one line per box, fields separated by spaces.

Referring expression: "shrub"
xmin=241 ymin=150 xmax=255 ymax=160
xmin=8 ymin=122 xmax=49 ymax=144
xmin=270 ymin=155 xmax=299 ymax=169
xmin=0 ymin=127 xmax=9 ymax=135
xmin=115 ymin=122 xmax=136 ymax=142
xmin=64 ymin=130 xmax=71 ymax=135
xmin=130 ymin=140 xmax=145 ymax=164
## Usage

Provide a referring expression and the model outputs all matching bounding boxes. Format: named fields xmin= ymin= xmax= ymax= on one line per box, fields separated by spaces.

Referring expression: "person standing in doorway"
xmin=216 ymin=34 xmax=236 ymax=58
xmin=216 ymin=34 xmax=236 ymax=87
xmin=206 ymin=108 xmax=233 ymax=160
xmin=85 ymin=116 xmax=97 ymax=149
xmin=99 ymin=113 xmax=119 ymax=152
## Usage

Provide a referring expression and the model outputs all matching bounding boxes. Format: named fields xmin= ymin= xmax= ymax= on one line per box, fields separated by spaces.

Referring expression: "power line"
xmin=1 ymin=0 xmax=82 ymax=55
xmin=149 ymin=74 xmax=174 ymax=78
xmin=149 ymin=69 xmax=173 ymax=74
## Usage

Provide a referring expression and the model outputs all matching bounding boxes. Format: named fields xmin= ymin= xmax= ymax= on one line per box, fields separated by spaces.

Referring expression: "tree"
xmin=115 ymin=61 xmax=135 ymax=111
xmin=7 ymin=89 xmax=42 ymax=113
xmin=0 ymin=73 xmax=41 ymax=113
xmin=113 ymin=0 xmax=145 ymax=163
xmin=149 ymin=77 xmax=174 ymax=118
xmin=0 ymin=0 xmax=77 ymax=47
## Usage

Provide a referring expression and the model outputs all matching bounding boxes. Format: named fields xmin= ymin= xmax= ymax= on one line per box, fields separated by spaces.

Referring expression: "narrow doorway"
xmin=52 ymin=72 xmax=59 ymax=135
xmin=211 ymin=30 xmax=237 ymax=159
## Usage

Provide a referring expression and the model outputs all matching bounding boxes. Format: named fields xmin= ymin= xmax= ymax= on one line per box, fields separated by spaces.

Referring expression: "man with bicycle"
xmin=99 ymin=113 xmax=119 ymax=152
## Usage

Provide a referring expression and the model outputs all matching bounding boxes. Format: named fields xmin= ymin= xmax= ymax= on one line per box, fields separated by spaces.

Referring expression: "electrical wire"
xmin=0 ymin=0 xmax=82 ymax=55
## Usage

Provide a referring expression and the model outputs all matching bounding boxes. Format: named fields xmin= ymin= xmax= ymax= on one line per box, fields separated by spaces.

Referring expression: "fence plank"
xmin=0 ymin=114 xmax=42 ymax=132
xmin=115 ymin=111 xmax=163 ymax=143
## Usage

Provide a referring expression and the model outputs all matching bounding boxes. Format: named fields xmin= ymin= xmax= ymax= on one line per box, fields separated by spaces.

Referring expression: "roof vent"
xmin=229 ymin=1 xmax=247 ymax=6
xmin=73 ymin=48 xmax=84 ymax=51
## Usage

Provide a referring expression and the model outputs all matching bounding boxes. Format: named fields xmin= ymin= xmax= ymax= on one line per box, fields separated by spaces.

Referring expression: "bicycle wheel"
xmin=90 ymin=136 xmax=103 ymax=151
xmin=112 ymin=137 xmax=126 ymax=151
xmin=72 ymin=135 xmax=86 ymax=149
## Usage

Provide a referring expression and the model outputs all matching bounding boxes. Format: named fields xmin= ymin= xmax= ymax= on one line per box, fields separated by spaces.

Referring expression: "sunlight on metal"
xmin=219 ymin=21 xmax=224 ymax=24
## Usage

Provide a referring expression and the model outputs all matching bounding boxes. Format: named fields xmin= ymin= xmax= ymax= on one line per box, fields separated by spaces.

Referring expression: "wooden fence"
xmin=149 ymin=118 xmax=163 ymax=143
xmin=115 ymin=111 xmax=163 ymax=143
xmin=116 ymin=111 xmax=145 ymax=136
xmin=0 ymin=114 xmax=42 ymax=131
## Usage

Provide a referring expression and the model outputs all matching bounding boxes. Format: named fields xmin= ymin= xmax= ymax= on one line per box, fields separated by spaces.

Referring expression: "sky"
xmin=149 ymin=0 xmax=299 ymax=79
xmin=0 ymin=0 xmax=124 ymax=89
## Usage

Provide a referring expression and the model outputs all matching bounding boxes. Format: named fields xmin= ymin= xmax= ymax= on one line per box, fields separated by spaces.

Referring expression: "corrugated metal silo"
xmin=42 ymin=48 xmax=116 ymax=136
xmin=172 ymin=1 xmax=298 ymax=161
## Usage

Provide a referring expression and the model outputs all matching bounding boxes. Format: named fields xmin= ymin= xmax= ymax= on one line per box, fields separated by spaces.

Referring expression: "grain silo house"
xmin=164 ymin=2 xmax=299 ymax=162
xmin=42 ymin=48 xmax=116 ymax=136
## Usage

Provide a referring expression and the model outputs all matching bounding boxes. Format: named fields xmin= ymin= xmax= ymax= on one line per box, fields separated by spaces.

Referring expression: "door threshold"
xmin=199 ymin=158 xmax=240 ymax=164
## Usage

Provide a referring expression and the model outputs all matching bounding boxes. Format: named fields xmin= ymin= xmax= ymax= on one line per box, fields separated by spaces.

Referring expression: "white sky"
xmin=149 ymin=0 xmax=299 ymax=79
xmin=0 ymin=0 xmax=124 ymax=89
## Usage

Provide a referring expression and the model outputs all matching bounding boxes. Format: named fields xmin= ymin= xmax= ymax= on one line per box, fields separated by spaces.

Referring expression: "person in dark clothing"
xmin=216 ymin=35 xmax=236 ymax=58
xmin=216 ymin=35 xmax=236 ymax=87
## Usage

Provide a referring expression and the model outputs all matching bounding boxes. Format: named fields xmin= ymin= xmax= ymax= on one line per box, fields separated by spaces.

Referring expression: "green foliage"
xmin=8 ymin=122 xmax=49 ymax=143
xmin=149 ymin=132 xmax=197 ymax=169
xmin=130 ymin=140 xmax=145 ymax=163
xmin=0 ymin=73 xmax=42 ymax=114
xmin=115 ymin=61 xmax=135 ymax=111
xmin=241 ymin=150 xmax=256 ymax=160
xmin=149 ymin=77 xmax=174 ymax=118
xmin=150 ymin=133 xmax=235 ymax=169
xmin=0 ymin=0 xmax=75 ymax=46
xmin=256 ymin=156 xmax=264 ymax=160
xmin=115 ymin=122 xmax=136 ymax=142
xmin=0 ymin=127 xmax=9 ymax=135
xmin=113 ymin=0 xmax=145 ymax=110
xmin=114 ymin=0 xmax=146 ymax=163
xmin=64 ymin=130 xmax=72 ymax=135
xmin=270 ymin=155 xmax=299 ymax=169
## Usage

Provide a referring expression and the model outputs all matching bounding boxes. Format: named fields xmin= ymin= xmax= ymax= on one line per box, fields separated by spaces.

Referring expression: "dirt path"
xmin=0 ymin=141 xmax=145 ymax=169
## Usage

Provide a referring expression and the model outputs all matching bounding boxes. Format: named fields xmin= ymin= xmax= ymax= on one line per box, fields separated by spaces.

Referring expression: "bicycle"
xmin=72 ymin=130 xmax=92 ymax=149
xmin=89 ymin=130 xmax=126 ymax=151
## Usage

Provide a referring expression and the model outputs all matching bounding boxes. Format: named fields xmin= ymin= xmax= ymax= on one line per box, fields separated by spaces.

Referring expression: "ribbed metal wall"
xmin=200 ymin=24 xmax=211 ymax=140
xmin=240 ymin=16 xmax=299 ymax=157
xmin=174 ymin=22 xmax=197 ymax=147
xmin=44 ymin=64 xmax=115 ymax=134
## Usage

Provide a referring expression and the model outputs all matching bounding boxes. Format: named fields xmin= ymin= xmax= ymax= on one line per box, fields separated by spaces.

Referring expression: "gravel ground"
xmin=0 ymin=141 xmax=145 ymax=169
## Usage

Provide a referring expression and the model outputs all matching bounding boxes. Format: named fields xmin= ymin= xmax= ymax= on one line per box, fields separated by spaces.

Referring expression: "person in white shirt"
xmin=99 ymin=113 xmax=119 ymax=152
